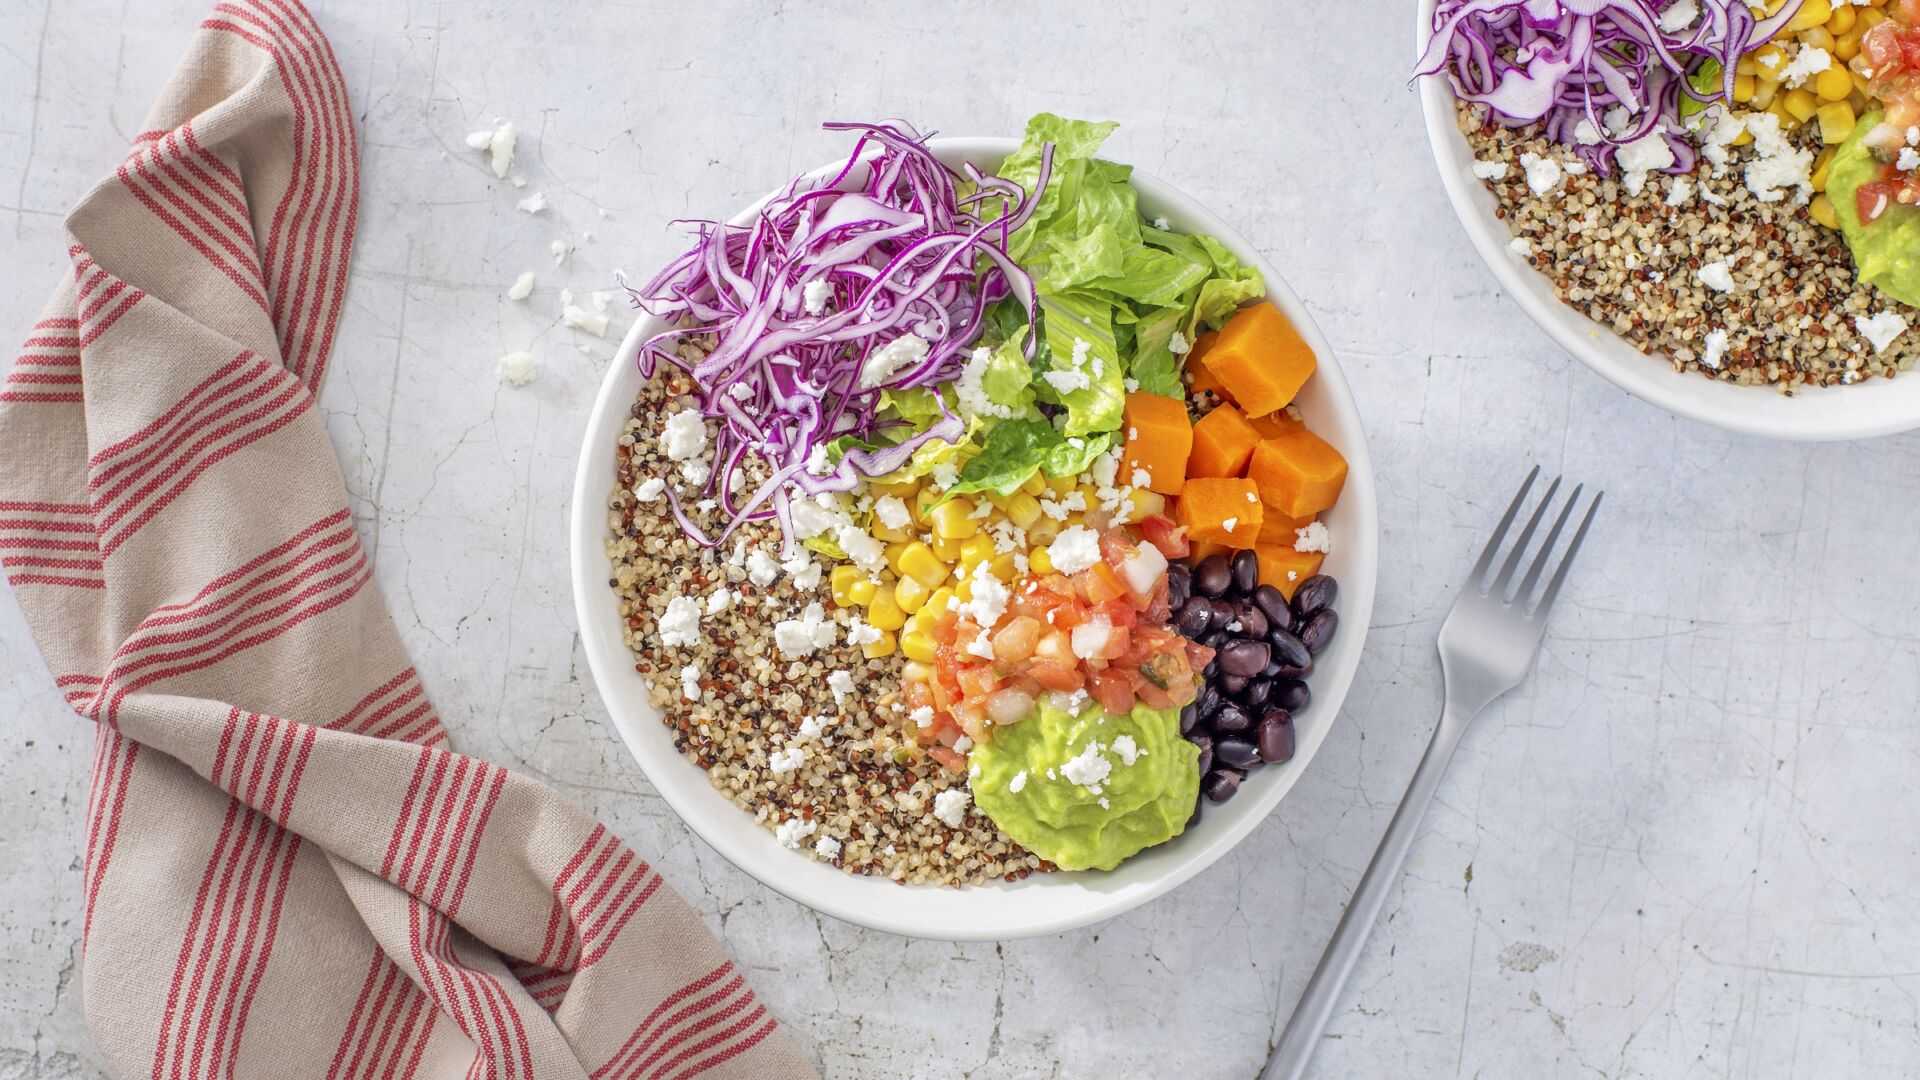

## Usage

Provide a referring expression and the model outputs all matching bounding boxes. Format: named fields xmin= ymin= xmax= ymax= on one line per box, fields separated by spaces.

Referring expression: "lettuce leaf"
xmin=946 ymin=419 xmax=1113 ymax=498
xmin=1034 ymin=291 xmax=1125 ymax=437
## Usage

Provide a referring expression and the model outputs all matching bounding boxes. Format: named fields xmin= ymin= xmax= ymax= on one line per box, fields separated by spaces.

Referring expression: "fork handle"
xmin=1262 ymin=703 xmax=1472 ymax=1080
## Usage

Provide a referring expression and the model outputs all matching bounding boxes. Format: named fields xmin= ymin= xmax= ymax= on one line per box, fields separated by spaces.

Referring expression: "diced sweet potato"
xmin=1174 ymin=477 xmax=1263 ymax=548
xmin=1204 ymin=302 xmax=1316 ymax=417
xmin=1121 ymin=392 xmax=1191 ymax=496
xmin=1188 ymin=403 xmax=1262 ymax=479
xmin=1247 ymin=429 xmax=1347 ymax=518
xmin=1186 ymin=333 xmax=1226 ymax=397
xmin=1188 ymin=539 xmax=1231 ymax=566
xmin=1255 ymin=545 xmax=1325 ymax=600
xmin=1257 ymin=509 xmax=1315 ymax=547
xmin=1248 ymin=410 xmax=1304 ymax=440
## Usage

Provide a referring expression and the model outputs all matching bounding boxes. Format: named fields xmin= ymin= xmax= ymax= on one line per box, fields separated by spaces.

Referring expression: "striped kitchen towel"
xmin=0 ymin=3 xmax=816 ymax=1078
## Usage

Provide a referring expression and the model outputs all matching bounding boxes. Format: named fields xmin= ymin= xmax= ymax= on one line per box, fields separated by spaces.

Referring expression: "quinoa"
xmin=1458 ymin=101 xmax=1920 ymax=391
xmin=604 ymin=345 xmax=1046 ymax=887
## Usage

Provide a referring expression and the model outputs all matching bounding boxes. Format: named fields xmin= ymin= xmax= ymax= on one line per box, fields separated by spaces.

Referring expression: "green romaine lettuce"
xmin=946 ymin=419 xmax=1113 ymax=498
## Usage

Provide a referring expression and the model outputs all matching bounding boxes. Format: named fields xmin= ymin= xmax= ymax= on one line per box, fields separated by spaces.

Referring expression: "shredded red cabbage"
xmin=629 ymin=120 xmax=1051 ymax=553
xmin=1416 ymin=0 xmax=1804 ymax=175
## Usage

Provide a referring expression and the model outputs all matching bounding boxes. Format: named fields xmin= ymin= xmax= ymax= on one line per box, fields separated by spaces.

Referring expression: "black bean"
xmin=1258 ymin=658 xmax=1284 ymax=680
xmin=1167 ymin=560 xmax=1191 ymax=590
xmin=1209 ymin=702 xmax=1253 ymax=735
xmin=1218 ymin=673 xmax=1249 ymax=696
xmin=1239 ymin=678 xmax=1273 ymax=711
xmin=1273 ymin=679 xmax=1311 ymax=714
xmin=1168 ymin=571 xmax=1190 ymax=611
xmin=1267 ymin=628 xmax=1311 ymax=670
xmin=1210 ymin=596 xmax=1241 ymax=627
xmin=1202 ymin=629 xmax=1231 ymax=650
xmin=1235 ymin=602 xmax=1269 ymax=640
xmin=1218 ymin=639 xmax=1270 ymax=677
xmin=1203 ymin=658 xmax=1219 ymax=679
xmin=1292 ymin=575 xmax=1337 ymax=618
xmin=1179 ymin=701 xmax=1199 ymax=735
xmin=1252 ymin=583 xmax=1291 ymax=628
xmin=1275 ymin=654 xmax=1314 ymax=680
xmin=1230 ymin=549 xmax=1258 ymax=595
xmin=1257 ymin=713 xmax=1295 ymax=764
xmin=1203 ymin=767 xmax=1245 ymax=803
xmin=1192 ymin=734 xmax=1215 ymax=776
xmin=1216 ymin=737 xmax=1260 ymax=769
xmin=1193 ymin=554 xmax=1231 ymax=597
xmin=1299 ymin=608 xmax=1339 ymax=655
xmin=1175 ymin=599 xmax=1212 ymax=638
xmin=1197 ymin=684 xmax=1221 ymax=719
xmin=1187 ymin=793 xmax=1205 ymax=827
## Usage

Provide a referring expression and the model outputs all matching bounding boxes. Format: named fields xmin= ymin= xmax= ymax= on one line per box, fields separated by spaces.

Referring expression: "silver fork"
xmin=1262 ymin=468 xmax=1602 ymax=1080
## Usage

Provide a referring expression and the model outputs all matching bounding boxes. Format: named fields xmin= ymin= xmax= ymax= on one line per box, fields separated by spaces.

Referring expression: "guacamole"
xmin=971 ymin=698 xmax=1199 ymax=872
xmin=1828 ymin=109 xmax=1920 ymax=308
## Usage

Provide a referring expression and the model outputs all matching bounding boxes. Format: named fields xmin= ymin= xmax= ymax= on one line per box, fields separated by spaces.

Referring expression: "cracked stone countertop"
xmin=6 ymin=2 xmax=1920 ymax=1078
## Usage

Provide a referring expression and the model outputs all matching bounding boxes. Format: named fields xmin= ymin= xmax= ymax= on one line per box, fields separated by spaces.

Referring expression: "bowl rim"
xmin=568 ymin=135 xmax=1380 ymax=940
xmin=1414 ymin=0 xmax=1920 ymax=442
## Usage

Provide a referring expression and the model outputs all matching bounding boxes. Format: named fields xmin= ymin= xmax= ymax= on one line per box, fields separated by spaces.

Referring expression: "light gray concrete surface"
xmin=5 ymin=2 xmax=1920 ymax=1077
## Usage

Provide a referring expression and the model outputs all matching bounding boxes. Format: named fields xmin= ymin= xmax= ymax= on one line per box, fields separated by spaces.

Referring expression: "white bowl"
xmin=1415 ymin=0 xmax=1920 ymax=441
xmin=569 ymin=137 xmax=1379 ymax=940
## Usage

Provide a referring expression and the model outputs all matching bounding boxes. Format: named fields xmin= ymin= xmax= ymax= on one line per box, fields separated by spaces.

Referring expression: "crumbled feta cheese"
xmin=827 ymin=670 xmax=855 ymax=704
xmin=1294 ymin=520 xmax=1332 ymax=554
xmin=1573 ymin=119 xmax=1602 ymax=146
xmin=1665 ymin=177 xmax=1694 ymax=207
xmin=1043 ymin=367 xmax=1091 ymax=394
xmin=515 ymin=190 xmax=547 ymax=215
xmin=769 ymin=746 xmax=806 ymax=775
xmin=1517 ymin=152 xmax=1563 ymax=196
xmin=1470 ymin=160 xmax=1510 ymax=181
xmin=953 ymin=736 xmax=973 ymax=753
xmin=1899 ymin=147 xmax=1920 ymax=173
xmin=774 ymin=816 xmax=816 ymax=848
xmin=745 ymin=548 xmax=780 ymax=588
xmin=909 ymin=705 xmax=934 ymax=729
xmin=705 ymin=588 xmax=732 ymax=615
xmin=965 ymin=636 xmax=995 ymax=660
xmin=1742 ymin=112 xmax=1815 ymax=204
xmin=1061 ymin=742 xmax=1112 ymax=790
xmin=1780 ymin=45 xmax=1831 ymax=88
xmin=660 ymin=414 xmax=708 ymax=466
xmin=679 ymin=663 xmax=701 ymax=702
xmin=846 ymin=618 xmax=883 ymax=648
xmin=1221 ymin=516 xmax=1239 ymax=534
xmin=678 ymin=459 xmax=710 ymax=487
xmin=1009 ymin=770 xmax=1028 ymax=794
xmin=859 ymin=333 xmax=929 ymax=390
xmin=1696 ymin=261 xmax=1736 ymax=294
xmin=803 ymin=279 xmax=832 ymax=316
xmin=1152 ymin=216 xmax=1171 ymax=230
xmin=931 ymin=461 xmax=959 ymax=488
xmin=633 ymin=477 xmax=665 ymax=503
xmin=496 ymin=350 xmax=537 ymax=386
xmin=955 ymin=346 xmax=1017 ymax=420
xmin=1111 ymin=734 xmax=1142 ymax=766
xmin=783 ymin=552 xmax=822 ymax=591
xmin=773 ymin=602 xmax=838 ymax=658
xmin=1856 ymin=311 xmax=1910 ymax=353
xmin=1700 ymin=328 xmax=1729 ymax=370
xmin=931 ymin=789 xmax=970 ymax=828
xmin=1509 ymin=236 xmax=1532 ymax=257
xmin=1657 ymin=0 xmax=1697 ymax=31
xmin=956 ymin=563 xmax=1011 ymax=629
xmin=1700 ymin=111 xmax=1747 ymax=177
xmin=1169 ymin=330 xmax=1192 ymax=355
xmin=836 ymin=524 xmax=888 ymax=574
xmin=813 ymin=835 xmax=841 ymax=859
xmin=1047 ymin=525 xmax=1103 ymax=575
xmin=563 ymin=304 xmax=610 ymax=337
xmin=506 ymin=271 xmax=535 ymax=301
xmin=1615 ymin=133 xmax=1676 ymax=197
xmin=659 ymin=596 xmax=701 ymax=647
xmin=465 ymin=120 xmax=515 ymax=178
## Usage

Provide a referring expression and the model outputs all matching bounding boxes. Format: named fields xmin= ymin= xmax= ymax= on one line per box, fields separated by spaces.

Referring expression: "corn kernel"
xmin=862 ymin=630 xmax=897 ymax=659
xmin=996 ymin=493 xmax=1038 ymax=529
xmin=911 ymin=607 xmax=936 ymax=635
xmin=884 ymin=542 xmax=911 ymax=575
xmin=1861 ymin=7 xmax=1888 ymax=30
xmin=897 ymin=541 xmax=949 ymax=588
xmin=871 ymin=480 xmax=919 ymax=498
xmin=1810 ymin=193 xmax=1840 ymax=228
xmin=846 ymin=577 xmax=877 ymax=607
xmin=1784 ymin=88 xmax=1820 ymax=122
xmin=902 ymin=660 xmax=934 ymax=683
xmin=870 ymin=521 xmax=913 ymax=543
xmin=1026 ymin=517 xmax=1063 ymax=545
xmin=830 ymin=565 xmax=863 ymax=605
xmin=1734 ymin=73 xmax=1758 ymax=102
xmin=1827 ymin=3 xmax=1856 ymax=34
xmin=931 ymin=498 xmax=980 ymax=539
xmin=1731 ymin=126 xmax=1756 ymax=147
xmin=1753 ymin=77 xmax=1781 ymax=111
xmin=900 ymin=630 xmax=938 ymax=664
xmin=1029 ymin=546 xmax=1055 ymax=576
xmin=988 ymin=553 xmax=1020 ymax=581
xmin=1812 ymin=146 xmax=1839 ymax=191
xmin=1814 ymin=64 xmax=1854 ymax=101
xmin=1850 ymin=68 xmax=1872 ymax=97
xmin=1835 ymin=29 xmax=1861 ymax=61
xmin=1785 ymin=0 xmax=1831 ymax=32
xmin=926 ymin=587 xmax=956 ymax=620
xmin=931 ymin=534 xmax=966 ymax=561
xmin=1044 ymin=473 xmax=1077 ymax=496
xmin=1801 ymin=26 xmax=1836 ymax=52
xmin=956 ymin=577 xmax=974 ymax=602
xmin=1122 ymin=489 xmax=1168 ymax=523
xmin=958 ymin=535 xmax=995 ymax=570
xmin=894 ymin=573 xmax=931 ymax=614
xmin=1818 ymin=100 xmax=1857 ymax=144
xmin=1737 ymin=55 xmax=1761 ymax=77
xmin=867 ymin=588 xmax=907 ymax=631
xmin=1752 ymin=44 xmax=1787 ymax=74
xmin=909 ymin=490 xmax=937 ymax=527
xmin=1019 ymin=473 xmax=1047 ymax=497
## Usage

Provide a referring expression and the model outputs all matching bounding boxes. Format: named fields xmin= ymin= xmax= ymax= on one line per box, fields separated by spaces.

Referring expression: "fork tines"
xmin=1470 ymin=466 xmax=1602 ymax=616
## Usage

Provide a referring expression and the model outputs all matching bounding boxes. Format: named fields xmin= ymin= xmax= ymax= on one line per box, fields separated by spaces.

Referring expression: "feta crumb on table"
xmin=496 ymin=350 xmax=537 ymax=386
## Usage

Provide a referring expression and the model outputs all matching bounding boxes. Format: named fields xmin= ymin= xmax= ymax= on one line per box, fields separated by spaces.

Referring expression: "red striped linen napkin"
xmin=0 ymin=3 xmax=816 ymax=1078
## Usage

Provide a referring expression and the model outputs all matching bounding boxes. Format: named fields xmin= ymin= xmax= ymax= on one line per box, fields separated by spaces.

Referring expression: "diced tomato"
xmin=1860 ymin=179 xmax=1901 ymax=226
xmin=991 ymin=615 xmax=1042 ymax=663
xmin=1094 ymin=598 xmax=1140 ymax=631
xmin=1089 ymin=668 xmax=1136 ymax=715
xmin=927 ymin=745 xmax=967 ymax=773
xmin=1097 ymin=527 xmax=1140 ymax=567
xmin=1137 ymin=514 xmax=1190 ymax=560
xmin=1079 ymin=561 xmax=1129 ymax=605
xmin=932 ymin=607 xmax=960 ymax=644
xmin=956 ymin=665 xmax=1000 ymax=700
xmin=1027 ymin=659 xmax=1084 ymax=692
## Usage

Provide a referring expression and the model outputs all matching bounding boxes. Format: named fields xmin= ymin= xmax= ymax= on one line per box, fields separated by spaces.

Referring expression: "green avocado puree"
xmin=1829 ymin=110 xmax=1920 ymax=308
xmin=971 ymin=698 xmax=1199 ymax=872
